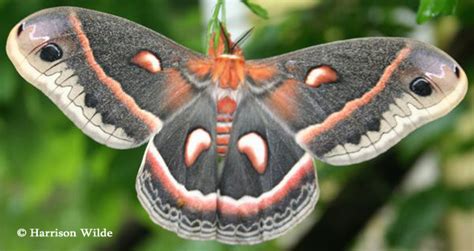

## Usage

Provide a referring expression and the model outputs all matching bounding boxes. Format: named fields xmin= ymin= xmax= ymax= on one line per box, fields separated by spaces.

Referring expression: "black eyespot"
xmin=347 ymin=133 xmax=361 ymax=145
xmin=367 ymin=118 xmax=380 ymax=131
xmin=39 ymin=43 xmax=63 ymax=62
xmin=410 ymin=77 xmax=432 ymax=96
xmin=84 ymin=93 xmax=98 ymax=108
xmin=17 ymin=23 xmax=24 ymax=36
xmin=454 ymin=66 xmax=461 ymax=79
xmin=101 ymin=111 xmax=115 ymax=124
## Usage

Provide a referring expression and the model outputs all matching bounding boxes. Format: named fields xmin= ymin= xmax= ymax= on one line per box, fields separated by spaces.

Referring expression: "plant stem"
xmin=207 ymin=0 xmax=226 ymax=53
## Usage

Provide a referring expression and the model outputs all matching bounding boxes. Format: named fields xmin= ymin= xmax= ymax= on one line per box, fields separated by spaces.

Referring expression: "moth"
xmin=6 ymin=7 xmax=468 ymax=245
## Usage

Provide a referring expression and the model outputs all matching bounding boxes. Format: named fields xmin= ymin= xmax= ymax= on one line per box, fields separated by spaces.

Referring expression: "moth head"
xmin=208 ymin=24 xmax=246 ymax=59
xmin=6 ymin=8 xmax=76 ymax=78
xmin=397 ymin=40 xmax=468 ymax=117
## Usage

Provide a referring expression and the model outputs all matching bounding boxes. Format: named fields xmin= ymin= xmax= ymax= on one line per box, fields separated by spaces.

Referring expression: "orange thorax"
xmin=211 ymin=55 xmax=245 ymax=90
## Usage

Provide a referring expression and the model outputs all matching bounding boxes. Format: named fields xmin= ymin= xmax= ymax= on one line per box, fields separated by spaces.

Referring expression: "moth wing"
xmin=7 ymin=7 xmax=209 ymax=149
xmin=216 ymin=94 xmax=318 ymax=244
xmin=246 ymin=38 xmax=467 ymax=165
xmin=136 ymin=92 xmax=220 ymax=241
xmin=136 ymin=91 xmax=318 ymax=244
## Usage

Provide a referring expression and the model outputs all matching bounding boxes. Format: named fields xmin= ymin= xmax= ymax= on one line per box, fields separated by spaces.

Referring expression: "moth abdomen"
xmin=215 ymin=95 xmax=237 ymax=157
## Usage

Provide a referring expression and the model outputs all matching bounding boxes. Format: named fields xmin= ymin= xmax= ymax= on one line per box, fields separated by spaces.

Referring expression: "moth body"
xmin=6 ymin=7 xmax=468 ymax=245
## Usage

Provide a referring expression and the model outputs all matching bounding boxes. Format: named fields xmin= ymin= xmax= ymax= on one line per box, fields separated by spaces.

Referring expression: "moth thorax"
xmin=216 ymin=95 xmax=238 ymax=157
xmin=212 ymin=55 xmax=245 ymax=90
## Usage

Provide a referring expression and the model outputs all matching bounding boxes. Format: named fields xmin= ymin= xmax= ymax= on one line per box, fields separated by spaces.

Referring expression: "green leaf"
xmin=386 ymin=186 xmax=448 ymax=249
xmin=417 ymin=0 xmax=458 ymax=24
xmin=89 ymin=147 xmax=116 ymax=181
xmin=241 ymin=0 xmax=268 ymax=19
xmin=0 ymin=145 xmax=7 ymax=180
xmin=449 ymin=186 xmax=474 ymax=210
xmin=23 ymin=129 xmax=85 ymax=208
xmin=0 ymin=61 xmax=19 ymax=105
xmin=398 ymin=112 xmax=456 ymax=162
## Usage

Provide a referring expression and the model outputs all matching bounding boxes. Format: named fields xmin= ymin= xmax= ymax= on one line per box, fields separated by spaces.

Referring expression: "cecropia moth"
xmin=6 ymin=7 xmax=468 ymax=244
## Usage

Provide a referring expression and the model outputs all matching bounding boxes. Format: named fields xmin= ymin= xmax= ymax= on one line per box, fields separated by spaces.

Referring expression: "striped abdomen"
xmin=216 ymin=96 xmax=237 ymax=156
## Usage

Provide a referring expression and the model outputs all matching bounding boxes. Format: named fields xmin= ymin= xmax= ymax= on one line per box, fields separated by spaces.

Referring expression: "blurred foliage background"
xmin=0 ymin=0 xmax=472 ymax=251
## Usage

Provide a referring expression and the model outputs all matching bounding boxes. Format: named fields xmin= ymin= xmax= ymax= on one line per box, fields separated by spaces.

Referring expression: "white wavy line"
xmin=135 ymin=140 xmax=319 ymax=244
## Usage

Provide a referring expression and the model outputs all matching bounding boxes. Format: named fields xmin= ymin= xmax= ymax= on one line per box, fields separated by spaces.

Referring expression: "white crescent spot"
xmin=305 ymin=65 xmax=338 ymax=87
xmin=131 ymin=50 xmax=162 ymax=74
xmin=237 ymin=133 xmax=268 ymax=174
xmin=184 ymin=128 xmax=212 ymax=167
